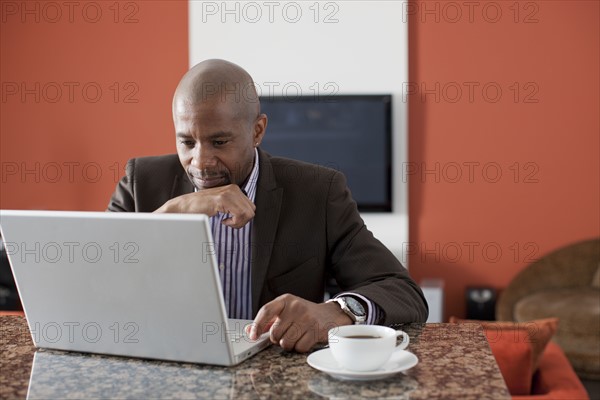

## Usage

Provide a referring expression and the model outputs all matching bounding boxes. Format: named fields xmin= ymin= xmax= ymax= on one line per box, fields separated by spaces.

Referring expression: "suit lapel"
xmin=171 ymin=168 xmax=194 ymax=199
xmin=251 ymin=150 xmax=283 ymax=316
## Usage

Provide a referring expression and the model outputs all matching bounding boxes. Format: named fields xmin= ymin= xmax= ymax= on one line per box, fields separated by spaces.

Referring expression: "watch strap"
xmin=326 ymin=296 xmax=367 ymax=324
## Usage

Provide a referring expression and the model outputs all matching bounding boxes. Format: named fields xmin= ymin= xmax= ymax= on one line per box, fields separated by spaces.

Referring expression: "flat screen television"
xmin=259 ymin=95 xmax=392 ymax=212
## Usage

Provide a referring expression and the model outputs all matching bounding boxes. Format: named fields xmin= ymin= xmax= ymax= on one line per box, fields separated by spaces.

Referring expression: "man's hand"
xmin=247 ymin=294 xmax=353 ymax=353
xmin=154 ymin=184 xmax=255 ymax=228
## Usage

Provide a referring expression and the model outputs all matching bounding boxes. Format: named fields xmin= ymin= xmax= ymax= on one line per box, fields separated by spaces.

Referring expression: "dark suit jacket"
xmin=107 ymin=149 xmax=428 ymax=324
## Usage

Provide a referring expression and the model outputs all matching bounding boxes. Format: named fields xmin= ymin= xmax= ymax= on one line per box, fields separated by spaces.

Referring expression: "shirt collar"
xmin=242 ymin=148 xmax=259 ymax=203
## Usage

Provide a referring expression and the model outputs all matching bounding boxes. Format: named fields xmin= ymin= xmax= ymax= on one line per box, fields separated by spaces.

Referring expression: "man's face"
xmin=174 ymin=99 xmax=265 ymax=190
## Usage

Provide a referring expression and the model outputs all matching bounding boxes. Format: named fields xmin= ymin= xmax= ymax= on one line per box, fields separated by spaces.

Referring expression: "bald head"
xmin=172 ymin=60 xmax=267 ymax=190
xmin=173 ymin=59 xmax=260 ymax=123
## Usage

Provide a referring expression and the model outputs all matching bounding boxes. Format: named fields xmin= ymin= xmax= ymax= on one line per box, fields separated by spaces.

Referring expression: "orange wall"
xmin=1 ymin=1 xmax=598 ymax=319
xmin=408 ymin=0 xmax=599 ymax=318
xmin=1 ymin=0 xmax=188 ymax=210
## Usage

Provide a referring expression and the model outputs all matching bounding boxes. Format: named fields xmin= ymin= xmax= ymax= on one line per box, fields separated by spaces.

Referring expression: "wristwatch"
xmin=327 ymin=296 xmax=367 ymax=324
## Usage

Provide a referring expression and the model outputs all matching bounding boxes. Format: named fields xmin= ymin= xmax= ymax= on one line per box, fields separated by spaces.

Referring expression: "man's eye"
xmin=179 ymin=140 xmax=195 ymax=147
xmin=213 ymin=140 xmax=228 ymax=146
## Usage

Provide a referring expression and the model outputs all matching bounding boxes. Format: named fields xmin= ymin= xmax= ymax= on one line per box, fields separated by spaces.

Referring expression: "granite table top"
xmin=1 ymin=316 xmax=510 ymax=399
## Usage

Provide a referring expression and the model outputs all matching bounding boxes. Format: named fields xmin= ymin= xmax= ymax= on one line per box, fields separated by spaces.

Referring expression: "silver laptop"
xmin=0 ymin=210 xmax=270 ymax=366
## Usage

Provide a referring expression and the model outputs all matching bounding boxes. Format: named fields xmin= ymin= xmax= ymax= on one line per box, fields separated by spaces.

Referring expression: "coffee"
xmin=328 ymin=326 xmax=410 ymax=372
xmin=344 ymin=335 xmax=381 ymax=339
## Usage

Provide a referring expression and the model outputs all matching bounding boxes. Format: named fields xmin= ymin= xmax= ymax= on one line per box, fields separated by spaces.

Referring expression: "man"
xmin=108 ymin=59 xmax=428 ymax=352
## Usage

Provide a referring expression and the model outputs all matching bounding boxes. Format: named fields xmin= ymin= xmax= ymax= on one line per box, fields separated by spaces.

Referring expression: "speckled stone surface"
xmin=0 ymin=316 xmax=510 ymax=399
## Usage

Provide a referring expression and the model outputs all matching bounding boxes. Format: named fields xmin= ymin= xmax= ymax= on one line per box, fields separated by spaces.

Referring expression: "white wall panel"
xmin=189 ymin=1 xmax=409 ymax=264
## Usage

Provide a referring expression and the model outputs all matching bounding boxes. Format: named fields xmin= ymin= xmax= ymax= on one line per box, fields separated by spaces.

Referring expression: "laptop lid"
xmin=0 ymin=210 xmax=269 ymax=366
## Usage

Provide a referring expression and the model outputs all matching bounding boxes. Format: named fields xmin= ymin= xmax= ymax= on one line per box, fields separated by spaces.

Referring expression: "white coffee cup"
xmin=328 ymin=325 xmax=410 ymax=372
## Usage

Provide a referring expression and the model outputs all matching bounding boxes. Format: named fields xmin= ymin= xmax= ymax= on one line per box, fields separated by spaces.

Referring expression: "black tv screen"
xmin=259 ymin=95 xmax=392 ymax=212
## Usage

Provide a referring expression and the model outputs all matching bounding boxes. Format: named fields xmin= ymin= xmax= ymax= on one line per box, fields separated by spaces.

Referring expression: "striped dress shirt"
xmin=209 ymin=149 xmax=259 ymax=320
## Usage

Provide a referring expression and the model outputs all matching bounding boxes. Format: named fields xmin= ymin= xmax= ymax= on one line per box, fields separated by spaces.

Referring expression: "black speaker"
xmin=0 ymin=237 xmax=22 ymax=311
xmin=466 ymin=287 xmax=496 ymax=320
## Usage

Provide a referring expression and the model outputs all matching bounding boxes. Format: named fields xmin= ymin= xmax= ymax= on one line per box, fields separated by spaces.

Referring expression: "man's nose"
xmin=191 ymin=144 xmax=216 ymax=169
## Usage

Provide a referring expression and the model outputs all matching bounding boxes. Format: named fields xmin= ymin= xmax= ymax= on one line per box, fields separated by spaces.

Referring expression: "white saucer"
xmin=306 ymin=349 xmax=418 ymax=381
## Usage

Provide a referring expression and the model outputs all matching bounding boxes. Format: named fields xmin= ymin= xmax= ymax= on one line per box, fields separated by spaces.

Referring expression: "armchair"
xmin=496 ymin=238 xmax=600 ymax=380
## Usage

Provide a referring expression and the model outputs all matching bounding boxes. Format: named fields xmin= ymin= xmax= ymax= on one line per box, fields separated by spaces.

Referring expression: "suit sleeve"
xmin=326 ymin=171 xmax=429 ymax=324
xmin=106 ymin=159 xmax=136 ymax=212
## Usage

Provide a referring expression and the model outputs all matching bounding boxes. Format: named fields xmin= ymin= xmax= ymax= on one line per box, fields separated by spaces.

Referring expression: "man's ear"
xmin=253 ymin=113 xmax=268 ymax=146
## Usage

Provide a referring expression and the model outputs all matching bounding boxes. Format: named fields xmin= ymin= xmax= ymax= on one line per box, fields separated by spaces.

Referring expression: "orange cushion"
xmin=513 ymin=342 xmax=590 ymax=399
xmin=449 ymin=317 xmax=558 ymax=395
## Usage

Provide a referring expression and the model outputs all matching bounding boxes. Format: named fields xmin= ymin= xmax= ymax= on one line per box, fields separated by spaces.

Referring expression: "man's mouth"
xmin=189 ymin=171 xmax=228 ymax=189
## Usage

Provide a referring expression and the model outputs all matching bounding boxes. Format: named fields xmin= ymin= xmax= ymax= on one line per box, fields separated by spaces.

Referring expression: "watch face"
xmin=344 ymin=297 xmax=366 ymax=317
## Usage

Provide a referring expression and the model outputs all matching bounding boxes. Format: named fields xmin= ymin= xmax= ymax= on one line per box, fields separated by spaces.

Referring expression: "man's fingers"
xmin=272 ymin=321 xmax=321 ymax=353
xmin=250 ymin=297 xmax=287 ymax=340
xmin=277 ymin=322 xmax=311 ymax=352
xmin=218 ymin=188 xmax=256 ymax=228
xmin=268 ymin=318 xmax=303 ymax=347
xmin=221 ymin=210 xmax=254 ymax=229
xmin=292 ymin=330 xmax=319 ymax=353
xmin=249 ymin=316 xmax=277 ymax=341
